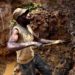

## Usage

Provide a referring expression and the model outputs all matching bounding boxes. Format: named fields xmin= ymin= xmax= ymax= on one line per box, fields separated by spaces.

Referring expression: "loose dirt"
xmin=3 ymin=61 xmax=16 ymax=75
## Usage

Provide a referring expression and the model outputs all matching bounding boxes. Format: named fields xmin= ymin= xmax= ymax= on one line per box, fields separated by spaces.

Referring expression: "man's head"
xmin=13 ymin=8 xmax=30 ymax=26
xmin=13 ymin=8 xmax=29 ymax=20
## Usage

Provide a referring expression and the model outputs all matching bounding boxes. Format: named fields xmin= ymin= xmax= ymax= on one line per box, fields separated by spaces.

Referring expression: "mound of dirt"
xmin=28 ymin=8 xmax=74 ymax=75
xmin=30 ymin=8 xmax=71 ymax=40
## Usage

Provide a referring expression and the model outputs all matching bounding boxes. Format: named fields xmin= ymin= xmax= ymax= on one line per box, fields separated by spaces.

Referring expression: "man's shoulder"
xmin=12 ymin=24 xmax=21 ymax=34
xmin=13 ymin=24 xmax=22 ymax=30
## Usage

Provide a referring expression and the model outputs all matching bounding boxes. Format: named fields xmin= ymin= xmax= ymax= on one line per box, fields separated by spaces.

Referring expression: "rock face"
xmin=0 ymin=2 xmax=12 ymax=56
xmin=30 ymin=8 xmax=70 ymax=40
xmin=28 ymin=8 xmax=73 ymax=75
xmin=0 ymin=2 xmax=12 ymax=31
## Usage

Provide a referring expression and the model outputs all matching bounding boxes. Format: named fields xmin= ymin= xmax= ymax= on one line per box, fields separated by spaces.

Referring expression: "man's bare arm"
xmin=27 ymin=25 xmax=65 ymax=44
xmin=7 ymin=41 xmax=42 ymax=51
xmin=39 ymin=39 xmax=65 ymax=44
xmin=7 ymin=29 xmax=42 ymax=51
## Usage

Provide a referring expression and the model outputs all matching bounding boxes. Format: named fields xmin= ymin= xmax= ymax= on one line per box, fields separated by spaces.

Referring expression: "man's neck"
xmin=20 ymin=24 xmax=27 ymax=28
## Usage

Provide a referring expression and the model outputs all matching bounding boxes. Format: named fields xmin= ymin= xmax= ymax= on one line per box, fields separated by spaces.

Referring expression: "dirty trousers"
xmin=17 ymin=54 xmax=52 ymax=75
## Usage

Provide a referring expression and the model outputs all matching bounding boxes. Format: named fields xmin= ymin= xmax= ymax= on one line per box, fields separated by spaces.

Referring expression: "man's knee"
xmin=41 ymin=65 xmax=52 ymax=75
xmin=45 ymin=65 xmax=51 ymax=72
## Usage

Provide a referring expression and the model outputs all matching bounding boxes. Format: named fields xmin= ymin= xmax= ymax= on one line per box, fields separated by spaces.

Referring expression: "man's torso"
xmin=13 ymin=24 xmax=34 ymax=64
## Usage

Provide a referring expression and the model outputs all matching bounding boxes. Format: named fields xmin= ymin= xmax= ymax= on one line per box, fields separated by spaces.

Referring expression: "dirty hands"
xmin=40 ymin=39 xmax=65 ymax=47
xmin=35 ymin=40 xmax=65 ymax=47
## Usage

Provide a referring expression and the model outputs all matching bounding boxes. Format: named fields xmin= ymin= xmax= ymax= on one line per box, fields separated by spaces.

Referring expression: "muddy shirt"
xmin=13 ymin=24 xmax=34 ymax=64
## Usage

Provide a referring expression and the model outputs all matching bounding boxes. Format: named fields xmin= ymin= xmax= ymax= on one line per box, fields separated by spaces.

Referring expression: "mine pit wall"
xmin=0 ymin=1 xmax=12 ymax=56
xmin=0 ymin=2 xmax=13 ymax=75
xmin=0 ymin=2 xmax=12 ymax=32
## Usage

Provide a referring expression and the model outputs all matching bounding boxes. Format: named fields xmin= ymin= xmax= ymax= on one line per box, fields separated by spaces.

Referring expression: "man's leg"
xmin=33 ymin=54 xmax=52 ymax=75
xmin=21 ymin=62 xmax=35 ymax=75
xmin=13 ymin=62 xmax=35 ymax=75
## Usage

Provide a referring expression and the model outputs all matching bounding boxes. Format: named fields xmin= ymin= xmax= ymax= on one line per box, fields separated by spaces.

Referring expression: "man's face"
xmin=20 ymin=9 xmax=29 ymax=19
xmin=26 ymin=13 xmax=34 ymax=19
xmin=16 ymin=13 xmax=30 ymax=27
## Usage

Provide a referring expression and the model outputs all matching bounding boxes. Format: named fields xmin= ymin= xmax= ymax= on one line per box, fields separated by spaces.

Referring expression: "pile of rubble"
xmin=29 ymin=8 xmax=74 ymax=75
xmin=30 ymin=8 xmax=70 ymax=40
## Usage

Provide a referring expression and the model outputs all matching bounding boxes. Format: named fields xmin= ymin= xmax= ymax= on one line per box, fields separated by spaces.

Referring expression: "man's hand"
xmin=40 ymin=39 xmax=65 ymax=44
xmin=41 ymin=40 xmax=65 ymax=47
xmin=34 ymin=42 xmax=42 ymax=47
xmin=51 ymin=40 xmax=65 ymax=44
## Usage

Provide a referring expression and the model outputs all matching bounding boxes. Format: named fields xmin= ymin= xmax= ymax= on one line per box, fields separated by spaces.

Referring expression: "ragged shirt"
xmin=13 ymin=24 xmax=34 ymax=64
